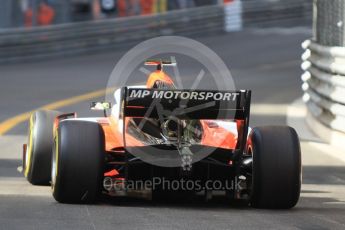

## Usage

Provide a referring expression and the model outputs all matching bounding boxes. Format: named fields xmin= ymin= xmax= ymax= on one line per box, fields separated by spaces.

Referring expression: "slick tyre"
xmin=248 ymin=126 xmax=301 ymax=209
xmin=24 ymin=110 xmax=61 ymax=185
xmin=52 ymin=120 xmax=105 ymax=203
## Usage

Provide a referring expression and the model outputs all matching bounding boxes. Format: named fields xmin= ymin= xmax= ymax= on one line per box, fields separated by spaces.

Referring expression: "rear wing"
xmin=121 ymin=87 xmax=251 ymax=155
xmin=122 ymin=88 xmax=251 ymax=120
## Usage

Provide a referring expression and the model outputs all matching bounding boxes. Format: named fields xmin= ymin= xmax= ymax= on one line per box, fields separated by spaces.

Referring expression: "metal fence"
xmin=302 ymin=0 xmax=345 ymax=142
xmin=314 ymin=0 xmax=345 ymax=46
xmin=0 ymin=4 xmax=225 ymax=63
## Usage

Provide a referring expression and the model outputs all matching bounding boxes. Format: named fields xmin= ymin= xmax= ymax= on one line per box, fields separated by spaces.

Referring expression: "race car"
xmin=22 ymin=59 xmax=301 ymax=209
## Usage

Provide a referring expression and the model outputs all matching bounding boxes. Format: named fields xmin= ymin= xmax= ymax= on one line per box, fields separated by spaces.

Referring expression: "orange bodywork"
xmin=100 ymin=119 xmax=122 ymax=151
xmin=201 ymin=121 xmax=237 ymax=150
xmin=146 ymin=70 xmax=175 ymax=88
xmin=102 ymin=116 xmax=146 ymax=152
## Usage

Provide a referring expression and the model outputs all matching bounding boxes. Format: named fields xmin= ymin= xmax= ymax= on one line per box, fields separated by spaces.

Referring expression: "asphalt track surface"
xmin=1 ymin=29 xmax=345 ymax=230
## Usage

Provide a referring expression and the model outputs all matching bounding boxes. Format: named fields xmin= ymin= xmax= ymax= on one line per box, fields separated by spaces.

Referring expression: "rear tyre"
xmin=24 ymin=110 xmax=61 ymax=185
xmin=52 ymin=120 xmax=105 ymax=203
xmin=248 ymin=126 xmax=301 ymax=209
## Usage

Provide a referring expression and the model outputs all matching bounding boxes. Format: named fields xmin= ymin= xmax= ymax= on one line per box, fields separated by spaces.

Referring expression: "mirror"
xmin=90 ymin=102 xmax=112 ymax=110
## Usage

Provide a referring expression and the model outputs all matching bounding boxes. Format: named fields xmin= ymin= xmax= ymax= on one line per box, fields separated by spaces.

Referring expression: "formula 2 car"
xmin=22 ymin=59 xmax=301 ymax=209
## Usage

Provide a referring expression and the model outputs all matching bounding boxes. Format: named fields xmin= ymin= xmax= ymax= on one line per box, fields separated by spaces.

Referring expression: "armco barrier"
xmin=301 ymin=0 xmax=345 ymax=147
xmin=242 ymin=0 xmax=311 ymax=28
xmin=301 ymin=40 xmax=345 ymax=145
xmin=0 ymin=1 xmax=312 ymax=64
